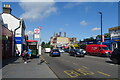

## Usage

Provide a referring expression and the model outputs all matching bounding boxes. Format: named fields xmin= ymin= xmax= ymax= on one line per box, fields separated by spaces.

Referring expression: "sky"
xmin=1 ymin=1 xmax=119 ymax=42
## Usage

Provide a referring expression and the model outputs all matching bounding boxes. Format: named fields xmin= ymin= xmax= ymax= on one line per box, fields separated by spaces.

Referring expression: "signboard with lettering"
xmin=34 ymin=34 xmax=39 ymax=38
xmin=34 ymin=29 xmax=40 ymax=34
xmin=15 ymin=37 xmax=22 ymax=44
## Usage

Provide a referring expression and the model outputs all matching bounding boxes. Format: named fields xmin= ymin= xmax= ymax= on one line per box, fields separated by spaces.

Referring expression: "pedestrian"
xmin=22 ymin=50 xmax=28 ymax=64
xmin=28 ymin=48 xmax=32 ymax=61
xmin=16 ymin=48 xmax=20 ymax=57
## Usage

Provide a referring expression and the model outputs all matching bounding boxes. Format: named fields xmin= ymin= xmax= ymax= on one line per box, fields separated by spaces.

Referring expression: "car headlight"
xmin=83 ymin=51 xmax=86 ymax=53
xmin=77 ymin=52 xmax=80 ymax=54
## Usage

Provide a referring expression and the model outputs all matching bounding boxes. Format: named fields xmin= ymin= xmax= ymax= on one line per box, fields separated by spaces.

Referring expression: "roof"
xmin=0 ymin=13 xmax=20 ymax=20
xmin=26 ymin=40 xmax=38 ymax=42
xmin=109 ymin=26 xmax=120 ymax=31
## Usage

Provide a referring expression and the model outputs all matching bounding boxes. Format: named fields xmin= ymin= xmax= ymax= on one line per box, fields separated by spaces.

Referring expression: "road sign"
xmin=34 ymin=29 xmax=40 ymax=34
xmin=34 ymin=34 xmax=39 ymax=38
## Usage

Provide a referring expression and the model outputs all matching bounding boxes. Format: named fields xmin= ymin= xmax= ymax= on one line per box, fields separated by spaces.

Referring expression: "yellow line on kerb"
xmin=97 ymin=71 xmax=111 ymax=76
xmin=40 ymin=56 xmax=48 ymax=63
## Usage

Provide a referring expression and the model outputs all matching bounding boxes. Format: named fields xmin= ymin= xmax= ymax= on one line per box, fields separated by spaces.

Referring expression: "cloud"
xmin=85 ymin=6 xmax=92 ymax=13
xmin=25 ymin=30 xmax=34 ymax=39
xmin=19 ymin=1 xmax=57 ymax=20
xmin=26 ymin=30 xmax=34 ymax=35
xmin=65 ymin=24 xmax=69 ymax=26
xmin=91 ymin=27 xmax=101 ymax=31
xmin=59 ymin=28 xmax=64 ymax=31
xmin=92 ymin=35 xmax=97 ymax=37
xmin=80 ymin=20 xmax=88 ymax=26
xmin=64 ymin=2 xmax=81 ymax=8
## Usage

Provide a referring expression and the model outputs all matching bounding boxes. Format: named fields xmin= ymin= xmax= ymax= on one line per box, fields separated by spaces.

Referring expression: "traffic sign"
xmin=34 ymin=29 xmax=40 ymax=34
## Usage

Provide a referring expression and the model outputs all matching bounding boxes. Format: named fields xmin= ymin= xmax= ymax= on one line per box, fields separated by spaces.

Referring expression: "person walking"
xmin=28 ymin=48 xmax=32 ymax=61
xmin=22 ymin=50 xmax=28 ymax=64
xmin=16 ymin=48 xmax=20 ymax=57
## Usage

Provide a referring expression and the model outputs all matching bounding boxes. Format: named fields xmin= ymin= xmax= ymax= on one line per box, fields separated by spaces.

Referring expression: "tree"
xmin=84 ymin=37 xmax=95 ymax=41
xmin=41 ymin=41 xmax=45 ymax=48
xmin=104 ymin=33 xmax=110 ymax=38
xmin=96 ymin=35 xmax=101 ymax=39
xmin=96 ymin=33 xmax=110 ymax=39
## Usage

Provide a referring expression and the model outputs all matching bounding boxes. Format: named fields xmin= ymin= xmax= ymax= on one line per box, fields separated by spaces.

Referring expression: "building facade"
xmin=1 ymin=4 xmax=26 ymax=55
xmin=50 ymin=32 xmax=77 ymax=48
xmin=109 ymin=26 xmax=120 ymax=50
xmin=0 ymin=14 xmax=13 ymax=59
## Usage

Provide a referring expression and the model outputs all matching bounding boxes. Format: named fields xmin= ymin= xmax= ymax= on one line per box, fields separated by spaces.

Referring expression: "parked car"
xmin=64 ymin=49 xmax=70 ymax=53
xmin=69 ymin=49 xmax=85 ymax=57
xmin=59 ymin=49 xmax=64 ymax=53
xmin=49 ymin=49 xmax=61 ymax=57
xmin=109 ymin=48 xmax=120 ymax=64
xmin=86 ymin=44 xmax=112 ymax=56
xmin=45 ymin=48 xmax=51 ymax=53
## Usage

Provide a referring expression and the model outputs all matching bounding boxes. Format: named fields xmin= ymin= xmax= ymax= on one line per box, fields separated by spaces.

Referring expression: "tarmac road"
xmin=41 ymin=52 xmax=119 ymax=79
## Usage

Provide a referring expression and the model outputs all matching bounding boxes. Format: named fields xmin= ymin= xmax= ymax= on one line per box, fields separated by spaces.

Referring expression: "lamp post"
xmin=99 ymin=12 xmax=103 ymax=44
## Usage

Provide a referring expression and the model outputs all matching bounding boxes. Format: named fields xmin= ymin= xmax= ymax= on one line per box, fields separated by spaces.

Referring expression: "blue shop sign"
xmin=15 ymin=37 xmax=22 ymax=44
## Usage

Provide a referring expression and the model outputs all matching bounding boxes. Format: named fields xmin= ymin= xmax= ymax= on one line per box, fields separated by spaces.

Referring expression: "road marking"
xmin=75 ymin=68 xmax=94 ymax=76
xmin=64 ymin=68 xmax=95 ymax=78
xmin=73 ymin=63 xmax=78 ymax=65
xmin=64 ymin=70 xmax=80 ymax=78
xmin=109 ymin=64 xmax=115 ymax=65
xmin=82 ymin=66 xmax=88 ymax=69
xmin=40 ymin=56 xmax=48 ymax=64
xmin=97 ymin=71 xmax=111 ymax=76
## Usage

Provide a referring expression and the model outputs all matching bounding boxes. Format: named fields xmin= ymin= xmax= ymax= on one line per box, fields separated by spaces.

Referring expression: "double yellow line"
xmin=40 ymin=56 xmax=48 ymax=64
xmin=97 ymin=71 xmax=111 ymax=77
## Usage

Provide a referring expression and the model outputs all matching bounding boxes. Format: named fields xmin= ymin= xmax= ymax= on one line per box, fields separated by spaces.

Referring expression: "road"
xmin=41 ymin=51 xmax=119 ymax=79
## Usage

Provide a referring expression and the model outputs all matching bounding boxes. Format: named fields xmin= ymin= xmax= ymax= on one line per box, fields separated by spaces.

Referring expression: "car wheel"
xmin=50 ymin=54 xmax=53 ymax=57
xmin=74 ymin=54 xmax=77 ymax=57
xmin=82 ymin=55 xmax=85 ymax=57
xmin=97 ymin=53 xmax=102 ymax=57
xmin=112 ymin=58 xmax=118 ymax=64
xmin=87 ymin=53 xmax=90 ymax=56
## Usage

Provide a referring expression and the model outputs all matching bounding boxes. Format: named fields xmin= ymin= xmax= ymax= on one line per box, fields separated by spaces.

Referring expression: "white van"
xmin=45 ymin=48 xmax=51 ymax=53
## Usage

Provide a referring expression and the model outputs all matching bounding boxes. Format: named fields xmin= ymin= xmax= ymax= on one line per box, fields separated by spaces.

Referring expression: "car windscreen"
xmin=76 ymin=49 xmax=83 ymax=52
xmin=102 ymin=47 xmax=109 ymax=50
xmin=53 ymin=49 xmax=59 ymax=52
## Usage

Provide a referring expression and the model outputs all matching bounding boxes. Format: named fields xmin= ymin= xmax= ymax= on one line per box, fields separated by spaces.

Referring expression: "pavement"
xmin=2 ymin=56 xmax=58 ymax=79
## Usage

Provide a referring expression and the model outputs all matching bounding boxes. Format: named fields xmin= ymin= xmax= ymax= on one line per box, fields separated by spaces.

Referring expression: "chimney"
xmin=59 ymin=32 xmax=62 ymax=37
xmin=64 ymin=32 xmax=66 ymax=37
xmin=3 ymin=4 xmax=12 ymax=14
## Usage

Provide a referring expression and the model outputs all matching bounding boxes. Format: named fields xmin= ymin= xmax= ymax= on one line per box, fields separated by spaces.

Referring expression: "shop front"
xmin=2 ymin=26 xmax=13 ymax=59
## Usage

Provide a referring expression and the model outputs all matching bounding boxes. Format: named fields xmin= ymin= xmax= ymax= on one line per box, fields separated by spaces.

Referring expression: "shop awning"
xmin=26 ymin=40 xmax=38 ymax=42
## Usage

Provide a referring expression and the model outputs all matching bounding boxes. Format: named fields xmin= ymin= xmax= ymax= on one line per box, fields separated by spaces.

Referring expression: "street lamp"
xmin=99 ymin=12 xmax=103 ymax=44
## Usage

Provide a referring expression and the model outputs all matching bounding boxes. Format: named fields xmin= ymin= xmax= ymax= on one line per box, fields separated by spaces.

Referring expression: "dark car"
xmin=49 ymin=49 xmax=61 ymax=57
xmin=109 ymin=48 xmax=120 ymax=64
xmin=69 ymin=49 xmax=85 ymax=57
xmin=63 ymin=49 xmax=70 ymax=53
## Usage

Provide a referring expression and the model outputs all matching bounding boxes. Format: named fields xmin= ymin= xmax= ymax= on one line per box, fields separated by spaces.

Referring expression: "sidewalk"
xmin=2 ymin=57 xmax=58 ymax=78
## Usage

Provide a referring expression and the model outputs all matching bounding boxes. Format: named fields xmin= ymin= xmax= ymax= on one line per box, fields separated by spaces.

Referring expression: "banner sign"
xmin=34 ymin=29 xmax=40 ymax=34
xmin=15 ymin=37 xmax=22 ymax=44
xmin=34 ymin=34 xmax=39 ymax=38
